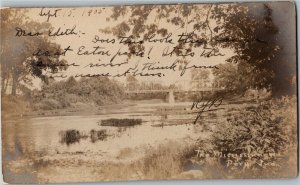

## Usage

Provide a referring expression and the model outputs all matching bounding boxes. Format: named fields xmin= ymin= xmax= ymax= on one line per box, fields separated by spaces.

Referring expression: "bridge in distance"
xmin=125 ymin=87 xmax=224 ymax=103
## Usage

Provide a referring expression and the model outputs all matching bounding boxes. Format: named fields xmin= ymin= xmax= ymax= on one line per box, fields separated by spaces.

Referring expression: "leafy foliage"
xmin=212 ymin=62 xmax=275 ymax=93
xmin=0 ymin=9 xmax=68 ymax=95
xmin=102 ymin=4 xmax=295 ymax=96
xmin=32 ymin=76 xmax=124 ymax=110
xmin=191 ymin=69 xmax=211 ymax=88
xmin=211 ymin=4 xmax=283 ymax=94
xmin=195 ymin=96 xmax=297 ymax=177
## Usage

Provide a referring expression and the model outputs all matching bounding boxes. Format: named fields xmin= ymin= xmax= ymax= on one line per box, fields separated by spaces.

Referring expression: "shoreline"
xmin=1 ymin=97 xmax=259 ymax=122
xmin=2 ymin=98 xmax=189 ymax=120
xmin=2 ymin=101 xmax=138 ymax=120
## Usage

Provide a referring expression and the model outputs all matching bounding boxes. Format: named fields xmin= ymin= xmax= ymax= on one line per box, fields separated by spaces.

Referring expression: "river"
xmin=2 ymin=101 xmax=206 ymax=163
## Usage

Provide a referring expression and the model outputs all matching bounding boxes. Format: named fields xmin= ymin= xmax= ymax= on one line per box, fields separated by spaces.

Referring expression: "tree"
xmin=211 ymin=4 xmax=284 ymax=95
xmin=191 ymin=69 xmax=211 ymax=89
xmin=126 ymin=74 xmax=139 ymax=90
xmin=0 ymin=9 xmax=68 ymax=95
xmin=102 ymin=3 xmax=295 ymax=96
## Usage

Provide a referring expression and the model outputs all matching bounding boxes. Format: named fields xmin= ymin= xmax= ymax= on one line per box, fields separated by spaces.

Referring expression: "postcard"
xmin=1 ymin=1 xmax=298 ymax=184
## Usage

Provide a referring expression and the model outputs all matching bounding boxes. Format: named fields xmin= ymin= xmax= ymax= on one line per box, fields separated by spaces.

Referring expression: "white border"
xmin=0 ymin=1 xmax=299 ymax=185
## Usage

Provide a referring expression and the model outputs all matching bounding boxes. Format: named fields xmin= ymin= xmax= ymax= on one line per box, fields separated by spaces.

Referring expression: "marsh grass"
xmin=32 ymin=141 xmax=199 ymax=182
xmin=100 ymin=118 xmax=142 ymax=127
xmin=88 ymin=141 xmax=200 ymax=181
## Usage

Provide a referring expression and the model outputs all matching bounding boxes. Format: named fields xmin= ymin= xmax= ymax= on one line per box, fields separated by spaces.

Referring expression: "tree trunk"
xmin=11 ymin=72 xmax=19 ymax=96
xmin=4 ymin=76 xmax=10 ymax=95
xmin=1 ymin=73 xmax=10 ymax=94
xmin=1 ymin=75 xmax=5 ymax=94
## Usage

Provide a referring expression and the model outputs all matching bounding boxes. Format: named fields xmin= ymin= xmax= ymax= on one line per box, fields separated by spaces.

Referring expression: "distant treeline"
xmin=31 ymin=76 xmax=125 ymax=110
xmin=126 ymin=91 xmax=223 ymax=102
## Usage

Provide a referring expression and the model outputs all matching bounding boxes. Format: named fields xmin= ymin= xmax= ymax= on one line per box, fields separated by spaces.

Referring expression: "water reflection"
xmin=59 ymin=129 xmax=111 ymax=145
xmin=3 ymin=102 xmax=199 ymax=160
xmin=59 ymin=130 xmax=85 ymax=146
xmin=90 ymin=129 xmax=108 ymax=143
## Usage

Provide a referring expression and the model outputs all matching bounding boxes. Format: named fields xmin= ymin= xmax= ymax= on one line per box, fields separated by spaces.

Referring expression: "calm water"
xmin=3 ymin=101 xmax=201 ymax=161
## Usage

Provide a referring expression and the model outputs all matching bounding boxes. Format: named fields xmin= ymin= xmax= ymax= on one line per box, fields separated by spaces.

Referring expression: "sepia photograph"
xmin=0 ymin=1 xmax=298 ymax=184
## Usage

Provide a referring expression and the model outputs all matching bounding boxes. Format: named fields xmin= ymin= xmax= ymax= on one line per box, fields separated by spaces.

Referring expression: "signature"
xmin=191 ymin=95 xmax=224 ymax=124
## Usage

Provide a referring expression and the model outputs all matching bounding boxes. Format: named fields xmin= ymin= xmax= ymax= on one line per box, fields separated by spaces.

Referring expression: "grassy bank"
xmin=25 ymin=140 xmax=198 ymax=183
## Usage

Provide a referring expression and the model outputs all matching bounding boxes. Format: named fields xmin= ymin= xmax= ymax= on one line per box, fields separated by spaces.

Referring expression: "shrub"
xmin=195 ymin=96 xmax=297 ymax=178
xmin=35 ymin=99 xmax=61 ymax=110
xmin=30 ymin=76 xmax=125 ymax=110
